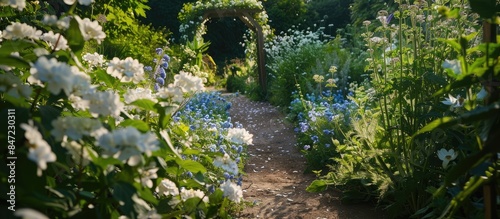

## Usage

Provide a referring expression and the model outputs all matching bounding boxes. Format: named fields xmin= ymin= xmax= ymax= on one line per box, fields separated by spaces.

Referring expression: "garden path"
xmin=226 ymin=94 xmax=386 ymax=219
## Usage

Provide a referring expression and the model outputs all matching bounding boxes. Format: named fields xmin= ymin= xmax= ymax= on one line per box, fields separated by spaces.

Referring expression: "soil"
xmin=226 ymin=94 xmax=386 ymax=219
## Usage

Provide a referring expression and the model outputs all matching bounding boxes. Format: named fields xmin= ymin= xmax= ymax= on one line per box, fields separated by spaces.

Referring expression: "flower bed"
xmin=0 ymin=1 xmax=252 ymax=218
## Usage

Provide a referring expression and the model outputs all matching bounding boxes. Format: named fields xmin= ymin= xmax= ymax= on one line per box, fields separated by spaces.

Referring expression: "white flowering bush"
xmin=0 ymin=1 xmax=251 ymax=218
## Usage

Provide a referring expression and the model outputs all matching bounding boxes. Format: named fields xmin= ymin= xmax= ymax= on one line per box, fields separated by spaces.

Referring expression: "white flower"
xmin=75 ymin=16 xmax=106 ymax=44
xmin=124 ymin=88 xmax=156 ymax=104
xmin=156 ymin=178 xmax=179 ymax=196
xmin=180 ymin=188 xmax=208 ymax=203
xmin=63 ymin=0 xmax=94 ymax=6
xmin=156 ymin=85 xmax=185 ymax=103
xmin=61 ymin=140 xmax=97 ymax=166
xmin=40 ymin=31 xmax=69 ymax=51
xmin=442 ymin=59 xmax=461 ymax=75
xmin=107 ymin=57 xmax=145 ymax=83
xmin=42 ymin=15 xmax=58 ymax=26
xmin=51 ymin=116 xmax=107 ymax=141
xmin=220 ymin=180 xmax=243 ymax=203
xmin=30 ymin=57 xmax=80 ymax=96
xmin=20 ymin=120 xmax=56 ymax=176
xmin=14 ymin=208 xmax=48 ymax=219
xmin=83 ymin=90 xmax=124 ymax=117
xmin=96 ymin=127 xmax=159 ymax=166
xmin=82 ymin=52 xmax=105 ymax=68
xmin=137 ymin=167 xmax=158 ymax=188
xmin=0 ymin=0 xmax=26 ymax=11
xmin=173 ymin=71 xmax=205 ymax=93
xmin=213 ymin=153 xmax=239 ymax=175
xmin=226 ymin=127 xmax=253 ymax=145
xmin=2 ymin=22 xmax=41 ymax=40
xmin=437 ymin=148 xmax=458 ymax=168
xmin=441 ymin=94 xmax=464 ymax=108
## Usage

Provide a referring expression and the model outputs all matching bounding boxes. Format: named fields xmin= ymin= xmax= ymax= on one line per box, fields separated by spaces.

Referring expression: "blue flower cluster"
xmin=174 ymin=92 xmax=245 ymax=180
xmin=145 ymin=47 xmax=171 ymax=91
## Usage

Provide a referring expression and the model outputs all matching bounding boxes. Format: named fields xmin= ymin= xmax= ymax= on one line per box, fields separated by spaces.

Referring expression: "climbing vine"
xmin=177 ymin=0 xmax=271 ymax=41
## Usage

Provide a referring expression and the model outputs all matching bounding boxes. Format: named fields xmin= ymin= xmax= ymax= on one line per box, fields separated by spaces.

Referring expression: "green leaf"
xmin=130 ymin=99 xmax=158 ymax=113
xmin=119 ymin=119 xmax=149 ymax=132
xmin=137 ymin=185 xmax=158 ymax=205
xmin=433 ymin=74 xmax=478 ymax=96
xmin=39 ymin=105 xmax=63 ymax=131
xmin=66 ymin=17 xmax=85 ymax=55
xmin=306 ymin=180 xmax=328 ymax=192
xmin=112 ymin=182 xmax=136 ymax=217
xmin=413 ymin=117 xmax=456 ymax=136
xmin=175 ymin=159 xmax=207 ymax=174
xmin=0 ymin=40 xmax=36 ymax=55
xmin=93 ymin=69 xmax=117 ymax=87
xmin=0 ymin=55 xmax=30 ymax=69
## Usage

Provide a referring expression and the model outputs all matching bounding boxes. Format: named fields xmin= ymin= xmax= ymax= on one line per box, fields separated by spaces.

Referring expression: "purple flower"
xmin=386 ymin=14 xmax=394 ymax=24
xmin=156 ymin=77 xmax=165 ymax=86
xmin=144 ymin=66 xmax=153 ymax=71
xmin=163 ymin=54 xmax=171 ymax=62
xmin=155 ymin=48 xmax=163 ymax=55
xmin=303 ymin=145 xmax=311 ymax=150
xmin=154 ymin=83 xmax=160 ymax=91
xmin=161 ymin=62 xmax=169 ymax=69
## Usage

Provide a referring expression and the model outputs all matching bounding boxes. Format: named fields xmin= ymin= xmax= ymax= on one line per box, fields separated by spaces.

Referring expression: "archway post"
xmin=202 ymin=9 xmax=267 ymax=94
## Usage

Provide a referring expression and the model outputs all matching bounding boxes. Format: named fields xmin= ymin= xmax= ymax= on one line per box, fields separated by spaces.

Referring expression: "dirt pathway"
xmin=227 ymin=94 xmax=385 ymax=219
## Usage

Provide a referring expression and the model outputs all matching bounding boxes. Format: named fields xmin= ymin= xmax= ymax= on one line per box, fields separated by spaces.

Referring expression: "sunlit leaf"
xmin=306 ymin=180 xmax=328 ymax=192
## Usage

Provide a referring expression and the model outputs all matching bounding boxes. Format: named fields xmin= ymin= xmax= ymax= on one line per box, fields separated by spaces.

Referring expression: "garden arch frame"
xmin=202 ymin=9 xmax=267 ymax=93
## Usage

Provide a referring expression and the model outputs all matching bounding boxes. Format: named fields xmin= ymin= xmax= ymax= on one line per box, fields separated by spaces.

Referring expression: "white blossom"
xmin=97 ymin=127 xmax=159 ymax=166
xmin=220 ymin=180 xmax=243 ymax=203
xmin=63 ymin=0 xmax=94 ymax=6
xmin=75 ymin=16 xmax=106 ymax=44
xmin=226 ymin=127 xmax=253 ymax=145
xmin=107 ymin=57 xmax=145 ymax=84
xmin=213 ymin=153 xmax=239 ymax=175
xmin=83 ymin=90 xmax=124 ymax=117
xmin=51 ymin=116 xmax=107 ymax=141
xmin=2 ymin=22 xmax=41 ymax=40
xmin=20 ymin=120 xmax=56 ymax=176
xmin=156 ymin=178 xmax=179 ymax=196
xmin=0 ymin=0 xmax=26 ymax=11
xmin=40 ymin=31 xmax=69 ymax=51
xmin=437 ymin=148 xmax=458 ymax=169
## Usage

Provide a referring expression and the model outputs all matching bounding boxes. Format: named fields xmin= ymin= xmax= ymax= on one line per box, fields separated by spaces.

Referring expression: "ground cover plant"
xmin=0 ymin=1 xmax=253 ymax=218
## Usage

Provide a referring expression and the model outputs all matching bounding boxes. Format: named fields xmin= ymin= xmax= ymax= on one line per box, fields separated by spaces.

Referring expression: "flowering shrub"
xmin=0 ymin=1 xmax=251 ymax=218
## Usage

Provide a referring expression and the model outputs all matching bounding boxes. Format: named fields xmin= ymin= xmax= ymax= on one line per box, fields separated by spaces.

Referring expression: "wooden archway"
xmin=202 ymin=9 xmax=267 ymax=94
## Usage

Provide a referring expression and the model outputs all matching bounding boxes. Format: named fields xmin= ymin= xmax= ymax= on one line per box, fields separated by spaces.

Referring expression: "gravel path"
xmin=226 ymin=94 xmax=386 ymax=219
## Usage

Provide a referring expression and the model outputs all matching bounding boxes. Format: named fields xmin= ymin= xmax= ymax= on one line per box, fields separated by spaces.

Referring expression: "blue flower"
xmin=161 ymin=62 xmax=169 ymax=69
xmin=303 ymin=145 xmax=311 ymax=150
xmin=299 ymin=122 xmax=309 ymax=133
xmin=311 ymin=135 xmax=319 ymax=143
xmin=154 ymin=83 xmax=160 ymax=91
xmin=156 ymin=77 xmax=165 ymax=86
xmin=155 ymin=48 xmax=163 ymax=55
xmin=144 ymin=66 xmax=153 ymax=71
xmin=163 ymin=54 xmax=171 ymax=62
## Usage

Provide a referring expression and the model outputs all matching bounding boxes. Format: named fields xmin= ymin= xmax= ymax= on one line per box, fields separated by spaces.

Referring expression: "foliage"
xmin=177 ymin=0 xmax=271 ymax=42
xmin=0 ymin=1 xmax=252 ymax=218
xmin=300 ymin=0 xmax=498 ymax=218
